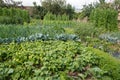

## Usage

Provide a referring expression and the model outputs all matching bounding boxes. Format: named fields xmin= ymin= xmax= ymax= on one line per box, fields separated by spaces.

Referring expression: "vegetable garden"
xmin=0 ymin=19 xmax=120 ymax=80
xmin=0 ymin=0 xmax=120 ymax=80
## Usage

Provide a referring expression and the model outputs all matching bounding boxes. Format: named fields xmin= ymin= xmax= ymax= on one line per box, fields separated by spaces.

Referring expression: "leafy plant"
xmin=0 ymin=41 xmax=120 ymax=79
xmin=0 ymin=8 xmax=30 ymax=24
xmin=90 ymin=8 xmax=118 ymax=31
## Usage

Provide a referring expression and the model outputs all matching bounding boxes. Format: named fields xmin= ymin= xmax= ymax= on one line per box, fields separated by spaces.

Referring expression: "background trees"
xmin=79 ymin=0 xmax=120 ymax=19
xmin=33 ymin=0 xmax=74 ymax=20
xmin=0 ymin=0 xmax=5 ymax=7
xmin=112 ymin=0 xmax=120 ymax=10
xmin=33 ymin=2 xmax=47 ymax=19
xmin=0 ymin=0 xmax=22 ymax=8
xmin=41 ymin=0 xmax=66 ymax=14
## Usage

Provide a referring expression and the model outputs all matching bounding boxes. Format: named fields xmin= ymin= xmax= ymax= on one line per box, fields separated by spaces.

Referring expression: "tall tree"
xmin=33 ymin=2 xmax=47 ymax=19
xmin=99 ymin=0 xmax=105 ymax=4
xmin=80 ymin=3 xmax=95 ymax=19
xmin=41 ymin=0 xmax=66 ymax=15
xmin=65 ymin=4 xmax=75 ymax=19
xmin=0 ymin=0 xmax=22 ymax=8
xmin=80 ymin=0 xmax=114 ymax=19
xmin=0 ymin=0 xmax=5 ymax=7
xmin=112 ymin=0 xmax=120 ymax=10
xmin=33 ymin=0 xmax=75 ymax=19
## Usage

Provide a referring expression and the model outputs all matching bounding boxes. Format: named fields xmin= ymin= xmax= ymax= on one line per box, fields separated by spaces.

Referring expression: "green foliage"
xmin=90 ymin=8 xmax=118 ymax=31
xmin=42 ymin=20 xmax=73 ymax=28
xmin=41 ymin=0 xmax=66 ymax=15
xmin=74 ymin=22 xmax=105 ymax=40
xmin=44 ymin=12 xmax=69 ymax=21
xmin=0 ymin=8 xmax=30 ymax=24
xmin=32 ymin=3 xmax=47 ymax=19
xmin=0 ymin=0 xmax=5 ymax=7
xmin=0 ymin=24 xmax=65 ymax=38
xmin=33 ymin=0 xmax=75 ymax=20
xmin=81 ymin=4 xmax=95 ymax=18
xmin=0 ymin=33 xmax=79 ymax=44
xmin=99 ymin=33 xmax=119 ymax=43
xmin=0 ymin=0 xmax=22 ymax=8
xmin=0 ymin=41 xmax=120 ymax=79
xmin=89 ymin=48 xmax=120 ymax=80
xmin=0 ymin=24 xmax=80 ymax=43
xmin=0 ymin=19 xmax=120 ymax=79
xmin=44 ymin=12 xmax=56 ymax=20
xmin=65 ymin=4 xmax=75 ymax=20
xmin=61 ymin=14 xmax=69 ymax=21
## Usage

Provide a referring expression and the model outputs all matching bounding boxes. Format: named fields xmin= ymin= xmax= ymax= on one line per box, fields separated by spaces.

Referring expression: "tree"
xmin=0 ymin=0 xmax=22 ymax=8
xmin=65 ymin=4 xmax=75 ymax=19
xmin=112 ymin=0 xmax=120 ymax=10
xmin=41 ymin=0 xmax=66 ymax=15
xmin=33 ymin=2 xmax=47 ymax=19
xmin=80 ymin=0 xmax=114 ymax=19
xmin=80 ymin=3 xmax=95 ymax=19
xmin=0 ymin=0 xmax=5 ymax=7
xmin=99 ymin=0 xmax=105 ymax=4
xmin=32 ymin=0 xmax=75 ymax=20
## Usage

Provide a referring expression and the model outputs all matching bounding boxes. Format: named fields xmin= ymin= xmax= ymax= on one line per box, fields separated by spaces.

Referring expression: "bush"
xmin=90 ymin=8 xmax=118 ymax=31
xmin=0 ymin=8 xmax=30 ymax=24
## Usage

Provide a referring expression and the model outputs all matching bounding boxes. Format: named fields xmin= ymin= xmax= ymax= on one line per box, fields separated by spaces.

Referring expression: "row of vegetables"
xmin=0 ymin=33 xmax=79 ymax=44
xmin=0 ymin=41 xmax=120 ymax=80
xmin=99 ymin=32 xmax=120 ymax=44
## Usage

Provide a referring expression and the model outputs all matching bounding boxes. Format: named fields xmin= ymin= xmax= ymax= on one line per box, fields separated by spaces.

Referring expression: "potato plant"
xmin=0 ymin=41 xmax=120 ymax=80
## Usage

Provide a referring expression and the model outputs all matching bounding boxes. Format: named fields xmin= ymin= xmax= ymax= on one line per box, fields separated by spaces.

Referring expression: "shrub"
xmin=90 ymin=8 xmax=118 ymax=31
